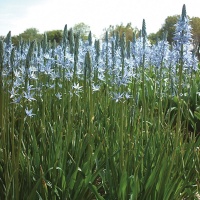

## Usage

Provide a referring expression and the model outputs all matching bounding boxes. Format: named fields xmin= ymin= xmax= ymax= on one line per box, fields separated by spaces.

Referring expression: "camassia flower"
xmin=25 ymin=108 xmax=35 ymax=117
xmin=72 ymin=83 xmax=83 ymax=96
xmin=55 ymin=92 xmax=62 ymax=100
xmin=72 ymin=83 xmax=83 ymax=91
xmin=92 ymin=84 xmax=100 ymax=92
xmin=24 ymin=91 xmax=36 ymax=102
xmin=173 ymin=4 xmax=198 ymax=70
xmin=173 ymin=5 xmax=192 ymax=48
xmin=112 ymin=92 xmax=124 ymax=102
xmin=9 ymin=87 xmax=19 ymax=98
xmin=151 ymin=33 xmax=169 ymax=68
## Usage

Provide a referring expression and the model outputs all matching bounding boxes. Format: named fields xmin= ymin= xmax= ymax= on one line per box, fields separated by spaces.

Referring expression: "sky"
xmin=0 ymin=0 xmax=200 ymax=38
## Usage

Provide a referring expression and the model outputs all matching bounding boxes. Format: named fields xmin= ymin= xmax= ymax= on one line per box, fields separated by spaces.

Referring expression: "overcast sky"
xmin=0 ymin=0 xmax=200 ymax=38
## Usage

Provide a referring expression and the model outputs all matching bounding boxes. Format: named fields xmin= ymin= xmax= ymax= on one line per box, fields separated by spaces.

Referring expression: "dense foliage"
xmin=0 ymin=4 xmax=199 ymax=200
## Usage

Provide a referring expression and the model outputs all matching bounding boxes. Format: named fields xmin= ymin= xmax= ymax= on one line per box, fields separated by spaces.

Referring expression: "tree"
xmin=104 ymin=23 xmax=139 ymax=42
xmin=11 ymin=28 xmax=43 ymax=46
xmin=148 ymin=33 xmax=158 ymax=44
xmin=46 ymin=30 xmax=63 ymax=44
xmin=19 ymin=28 xmax=43 ymax=41
xmin=11 ymin=36 xmax=19 ymax=46
xmin=190 ymin=17 xmax=200 ymax=56
xmin=73 ymin=22 xmax=91 ymax=41
xmin=149 ymin=15 xmax=179 ymax=44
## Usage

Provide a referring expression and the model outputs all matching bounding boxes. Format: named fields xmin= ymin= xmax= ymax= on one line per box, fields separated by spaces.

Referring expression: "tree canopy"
xmin=160 ymin=15 xmax=178 ymax=44
xmin=46 ymin=30 xmax=63 ymax=44
xmin=73 ymin=22 xmax=91 ymax=41
xmin=11 ymin=28 xmax=43 ymax=46
xmin=19 ymin=28 xmax=43 ymax=41
xmin=104 ymin=22 xmax=139 ymax=42
xmin=190 ymin=17 xmax=200 ymax=51
xmin=11 ymin=28 xmax=64 ymax=46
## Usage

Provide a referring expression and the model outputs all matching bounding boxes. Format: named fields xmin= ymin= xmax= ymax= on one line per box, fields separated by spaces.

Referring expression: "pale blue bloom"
xmin=112 ymin=92 xmax=124 ymax=102
xmin=151 ymin=35 xmax=170 ymax=68
xmin=65 ymin=71 xmax=73 ymax=80
xmin=13 ymin=77 xmax=24 ymax=88
xmin=44 ymin=53 xmax=53 ymax=60
xmin=173 ymin=16 xmax=192 ymax=47
xmin=50 ymin=72 xmax=60 ymax=80
xmin=11 ymin=96 xmax=22 ymax=104
xmin=124 ymin=92 xmax=132 ymax=99
xmin=98 ymin=73 xmax=105 ymax=82
xmin=55 ymin=93 xmax=62 ymax=100
xmin=173 ymin=4 xmax=198 ymax=71
xmin=27 ymin=84 xmax=35 ymax=91
xmin=72 ymin=83 xmax=82 ymax=90
xmin=13 ymin=70 xmax=21 ymax=78
xmin=29 ymin=66 xmax=38 ymax=72
xmin=24 ymin=91 xmax=36 ymax=102
xmin=9 ymin=87 xmax=19 ymax=98
xmin=132 ymin=35 xmax=151 ymax=67
xmin=29 ymin=71 xmax=38 ymax=80
xmin=92 ymin=84 xmax=100 ymax=92
xmin=49 ymin=84 xmax=55 ymax=89
xmin=25 ymin=108 xmax=35 ymax=117
xmin=58 ymin=83 xmax=62 ymax=88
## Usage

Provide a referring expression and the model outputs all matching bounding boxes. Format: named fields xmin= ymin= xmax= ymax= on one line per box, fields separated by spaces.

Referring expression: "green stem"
xmin=142 ymin=55 xmax=147 ymax=135
xmin=176 ymin=44 xmax=184 ymax=136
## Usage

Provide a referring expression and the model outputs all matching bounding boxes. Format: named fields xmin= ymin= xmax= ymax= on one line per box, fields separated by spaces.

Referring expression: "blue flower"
xmin=24 ymin=91 xmax=36 ymax=102
xmin=25 ymin=108 xmax=35 ymax=117
xmin=112 ymin=92 xmax=124 ymax=102
xmin=92 ymin=84 xmax=100 ymax=92
xmin=173 ymin=4 xmax=198 ymax=71
xmin=55 ymin=93 xmax=62 ymax=100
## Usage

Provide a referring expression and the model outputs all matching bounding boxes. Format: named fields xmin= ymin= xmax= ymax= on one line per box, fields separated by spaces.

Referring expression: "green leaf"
xmin=118 ymin=169 xmax=128 ymax=200
xmin=69 ymin=168 xmax=79 ymax=190
xmin=88 ymin=182 xmax=105 ymax=200
xmin=194 ymin=111 xmax=200 ymax=120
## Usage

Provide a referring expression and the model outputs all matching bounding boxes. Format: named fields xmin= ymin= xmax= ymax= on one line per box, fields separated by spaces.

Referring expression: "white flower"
xmin=29 ymin=72 xmax=38 ymax=80
xmin=112 ymin=92 xmax=124 ymax=102
xmin=58 ymin=83 xmax=62 ymax=88
xmin=11 ymin=96 xmax=22 ymax=104
xmin=9 ymin=87 xmax=18 ymax=98
xmin=25 ymin=108 xmax=35 ymax=117
xmin=124 ymin=93 xmax=132 ymax=99
xmin=13 ymin=70 xmax=21 ymax=78
xmin=92 ymin=84 xmax=100 ymax=92
xmin=72 ymin=83 xmax=82 ymax=91
xmin=24 ymin=91 xmax=36 ymax=102
xmin=44 ymin=53 xmax=52 ymax=60
xmin=55 ymin=93 xmax=62 ymax=99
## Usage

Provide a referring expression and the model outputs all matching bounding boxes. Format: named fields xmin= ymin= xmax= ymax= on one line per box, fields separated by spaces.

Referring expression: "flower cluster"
xmin=0 ymin=4 xmax=198 ymax=117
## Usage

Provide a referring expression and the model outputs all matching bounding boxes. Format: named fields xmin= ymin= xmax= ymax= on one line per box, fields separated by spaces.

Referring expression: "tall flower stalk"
xmin=173 ymin=4 xmax=194 ymax=135
xmin=141 ymin=19 xmax=148 ymax=135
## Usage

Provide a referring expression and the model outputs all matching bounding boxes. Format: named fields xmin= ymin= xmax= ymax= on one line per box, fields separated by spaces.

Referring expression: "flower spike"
xmin=142 ymin=19 xmax=147 ymax=38
xmin=181 ymin=4 xmax=187 ymax=21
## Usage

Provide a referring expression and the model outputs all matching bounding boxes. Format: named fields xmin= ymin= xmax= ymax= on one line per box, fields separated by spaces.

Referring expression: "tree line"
xmin=1 ymin=15 xmax=200 ymax=59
